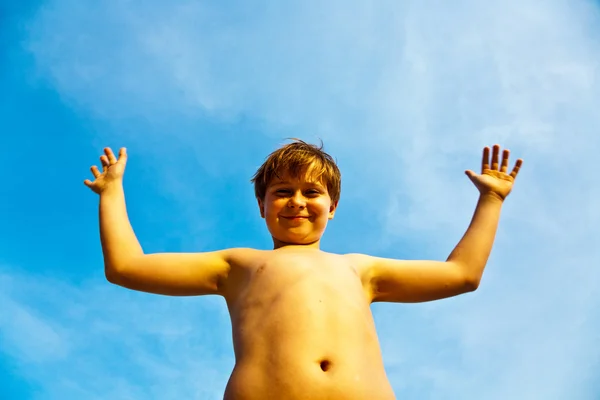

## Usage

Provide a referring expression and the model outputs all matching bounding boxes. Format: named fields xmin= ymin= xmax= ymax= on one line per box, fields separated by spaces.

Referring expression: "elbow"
xmin=463 ymin=275 xmax=481 ymax=292
xmin=104 ymin=265 xmax=123 ymax=285
xmin=104 ymin=255 xmax=139 ymax=285
xmin=450 ymin=262 xmax=481 ymax=293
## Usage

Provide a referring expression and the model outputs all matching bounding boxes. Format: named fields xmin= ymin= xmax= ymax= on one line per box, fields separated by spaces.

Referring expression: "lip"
xmin=281 ymin=216 xmax=309 ymax=219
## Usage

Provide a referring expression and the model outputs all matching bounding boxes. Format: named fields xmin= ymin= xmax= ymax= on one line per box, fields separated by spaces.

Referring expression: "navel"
xmin=319 ymin=359 xmax=332 ymax=372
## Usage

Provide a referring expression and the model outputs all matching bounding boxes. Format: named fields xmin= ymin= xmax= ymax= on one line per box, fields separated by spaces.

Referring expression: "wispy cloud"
xmin=0 ymin=268 xmax=234 ymax=399
xmin=26 ymin=0 xmax=600 ymax=229
xmin=5 ymin=0 xmax=598 ymax=398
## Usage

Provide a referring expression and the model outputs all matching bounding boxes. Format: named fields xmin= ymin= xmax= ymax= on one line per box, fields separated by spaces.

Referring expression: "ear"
xmin=257 ymin=197 xmax=265 ymax=218
xmin=328 ymin=200 xmax=338 ymax=220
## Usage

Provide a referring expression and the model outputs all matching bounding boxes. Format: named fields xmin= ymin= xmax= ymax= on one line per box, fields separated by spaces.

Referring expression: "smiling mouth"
xmin=282 ymin=216 xmax=309 ymax=219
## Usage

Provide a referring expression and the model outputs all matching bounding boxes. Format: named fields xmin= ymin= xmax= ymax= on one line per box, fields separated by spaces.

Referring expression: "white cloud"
xmin=19 ymin=0 xmax=600 ymax=398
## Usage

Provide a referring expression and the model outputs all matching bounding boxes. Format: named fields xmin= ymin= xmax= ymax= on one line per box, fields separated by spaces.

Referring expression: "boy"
xmin=84 ymin=140 xmax=522 ymax=400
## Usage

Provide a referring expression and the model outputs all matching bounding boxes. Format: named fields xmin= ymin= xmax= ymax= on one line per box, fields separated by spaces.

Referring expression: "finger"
xmin=84 ymin=179 xmax=93 ymax=187
xmin=105 ymin=147 xmax=117 ymax=165
xmin=491 ymin=144 xmax=500 ymax=170
xmin=118 ymin=147 xmax=128 ymax=164
xmin=100 ymin=155 xmax=109 ymax=172
xmin=482 ymin=146 xmax=490 ymax=172
xmin=501 ymin=149 xmax=510 ymax=173
xmin=510 ymin=158 xmax=523 ymax=179
xmin=90 ymin=165 xmax=101 ymax=178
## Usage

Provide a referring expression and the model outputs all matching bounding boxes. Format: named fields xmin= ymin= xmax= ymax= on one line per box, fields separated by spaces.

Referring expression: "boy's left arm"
xmin=363 ymin=144 xmax=523 ymax=303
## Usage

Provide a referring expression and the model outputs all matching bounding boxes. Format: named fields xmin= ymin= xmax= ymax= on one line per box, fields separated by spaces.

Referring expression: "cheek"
xmin=264 ymin=199 xmax=285 ymax=216
xmin=316 ymin=198 xmax=332 ymax=210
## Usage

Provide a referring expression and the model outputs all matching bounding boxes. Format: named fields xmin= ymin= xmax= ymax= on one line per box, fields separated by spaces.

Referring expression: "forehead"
xmin=269 ymin=168 xmax=326 ymax=187
xmin=270 ymin=175 xmax=325 ymax=186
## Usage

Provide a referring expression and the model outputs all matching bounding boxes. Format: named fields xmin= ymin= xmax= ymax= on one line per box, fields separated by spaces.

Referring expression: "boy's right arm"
xmin=87 ymin=147 xmax=232 ymax=297
xmin=100 ymin=185 xmax=232 ymax=296
xmin=108 ymin=252 xmax=232 ymax=297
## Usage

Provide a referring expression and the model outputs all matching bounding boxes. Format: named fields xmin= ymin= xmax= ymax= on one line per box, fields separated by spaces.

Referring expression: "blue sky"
xmin=1 ymin=0 xmax=599 ymax=399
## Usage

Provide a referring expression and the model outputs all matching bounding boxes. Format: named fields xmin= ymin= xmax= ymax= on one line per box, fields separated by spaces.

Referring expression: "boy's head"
xmin=251 ymin=139 xmax=341 ymax=248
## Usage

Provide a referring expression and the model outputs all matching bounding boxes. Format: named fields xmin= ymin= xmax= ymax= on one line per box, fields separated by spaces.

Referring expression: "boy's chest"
xmin=226 ymin=251 xmax=372 ymax=315
xmin=253 ymin=252 xmax=362 ymax=290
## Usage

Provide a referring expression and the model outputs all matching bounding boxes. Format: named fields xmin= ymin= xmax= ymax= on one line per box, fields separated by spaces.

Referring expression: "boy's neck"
xmin=272 ymin=238 xmax=322 ymax=250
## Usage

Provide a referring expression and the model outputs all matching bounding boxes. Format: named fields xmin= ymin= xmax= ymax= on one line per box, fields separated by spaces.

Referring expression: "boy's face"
xmin=257 ymin=168 xmax=337 ymax=249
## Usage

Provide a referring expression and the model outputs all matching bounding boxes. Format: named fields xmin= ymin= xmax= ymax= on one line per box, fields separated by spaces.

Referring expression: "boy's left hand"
xmin=465 ymin=144 xmax=523 ymax=201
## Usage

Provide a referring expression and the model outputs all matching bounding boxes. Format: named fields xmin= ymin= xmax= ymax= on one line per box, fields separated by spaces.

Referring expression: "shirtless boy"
xmin=84 ymin=140 xmax=522 ymax=399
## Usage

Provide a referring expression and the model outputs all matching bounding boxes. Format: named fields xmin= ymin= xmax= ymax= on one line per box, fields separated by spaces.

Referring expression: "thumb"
xmin=465 ymin=170 xmax=477 ymax=180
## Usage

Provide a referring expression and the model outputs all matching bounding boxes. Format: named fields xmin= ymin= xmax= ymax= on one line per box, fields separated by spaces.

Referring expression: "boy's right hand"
xmin=84 ymin=147 xmax=128 ymax=195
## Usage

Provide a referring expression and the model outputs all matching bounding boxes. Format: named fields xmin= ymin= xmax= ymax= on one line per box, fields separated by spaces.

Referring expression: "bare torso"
xmin=221 ymin=247 xmax=395 ymax=400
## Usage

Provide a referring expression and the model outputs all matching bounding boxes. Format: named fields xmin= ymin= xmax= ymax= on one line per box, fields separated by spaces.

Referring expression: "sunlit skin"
xmin=465 ymin=144 xmax=523 ymax=200
xmin=85 ymin=144 xmax=523 ymax=400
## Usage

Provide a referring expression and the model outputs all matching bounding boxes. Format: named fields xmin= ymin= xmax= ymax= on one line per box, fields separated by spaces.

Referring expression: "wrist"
xmin=479 ymin=191 xmax=505 ymax=204
xmin=100 ymin=182 xmax=124 ymax=197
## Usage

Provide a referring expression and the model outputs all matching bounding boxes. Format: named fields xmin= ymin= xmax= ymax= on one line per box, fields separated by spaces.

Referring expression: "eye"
xmin=275 ymin=189 xmax=291 ymax=195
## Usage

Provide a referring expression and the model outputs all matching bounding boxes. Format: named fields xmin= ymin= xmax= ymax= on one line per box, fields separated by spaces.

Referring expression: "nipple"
xmin=319 ymin=359 xmax=331 ymax=372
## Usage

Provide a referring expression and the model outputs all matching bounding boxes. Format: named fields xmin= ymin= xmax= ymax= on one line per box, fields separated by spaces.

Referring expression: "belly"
xmin=223 ymin=356 xmax=396 ymax=400
xmin=224 ymin=282 xmax=395 ymax=399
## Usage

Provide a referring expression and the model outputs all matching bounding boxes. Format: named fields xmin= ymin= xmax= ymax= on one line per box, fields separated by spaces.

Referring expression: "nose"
xmin=287 ymin=191 xmax=306 ymax=208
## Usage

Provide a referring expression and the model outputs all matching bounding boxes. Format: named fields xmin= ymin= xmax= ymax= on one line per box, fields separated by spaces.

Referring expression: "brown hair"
xmin=251 ymin=139 xmax=341 ymax=203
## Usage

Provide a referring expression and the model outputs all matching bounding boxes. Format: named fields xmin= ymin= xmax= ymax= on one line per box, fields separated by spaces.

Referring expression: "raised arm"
xmin=362 ymin=145 xmax=523 ymax=303
xmin=84 ymin=147 xmax=233 ymax=296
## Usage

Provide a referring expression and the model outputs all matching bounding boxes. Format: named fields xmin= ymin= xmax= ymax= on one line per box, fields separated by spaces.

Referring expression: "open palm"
xmin=84 ymin=147 xmax=128 ymax=194
xmin=466 ymin=145 xmax=523 ymax=200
